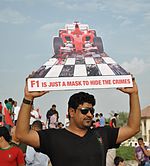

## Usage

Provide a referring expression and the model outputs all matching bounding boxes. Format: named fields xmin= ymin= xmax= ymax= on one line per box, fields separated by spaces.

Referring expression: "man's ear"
xmin=68 ymin=107 xmax=75 ymax=118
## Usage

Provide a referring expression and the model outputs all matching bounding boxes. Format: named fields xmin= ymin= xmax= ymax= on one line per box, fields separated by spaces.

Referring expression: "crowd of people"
xmin=0 ymin=98 xmax=64 ymax=166
xmin=0 ymin=77 xmax=150 ymax=166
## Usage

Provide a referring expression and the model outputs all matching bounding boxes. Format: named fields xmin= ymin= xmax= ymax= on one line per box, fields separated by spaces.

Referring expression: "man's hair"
xmin=0 ymin=126 xmax=12 ymax=142
xmin=4 ymin=99 xmax=8 ymax=104
xmin=68 ymin=92 xmax=95 ymax=119
xmin=32 ymin=120 xmax=43 ymax=130
xmin=95 ymin=113 xmax=99 ymax=117
xmin=8 ymin=98 xmax=13 ymax=102
xmin=138 ymin=137 xmax=143 ymax=141
xmin=100 ymin=113 xmax=103 ymax=116
xmin=114 ymin=113 xmax=119 ymax=117
xmin=114 ymin=156 xmax=124 ymax=166
xmin=52 ymin=104 xmax=56 ymax=107
xmin=68 ymin=92 xmax=95 ymax=109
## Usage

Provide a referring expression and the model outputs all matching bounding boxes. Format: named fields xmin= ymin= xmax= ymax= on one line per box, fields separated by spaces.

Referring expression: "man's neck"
xmin=66 ymin=125 xmax=88 ymax=137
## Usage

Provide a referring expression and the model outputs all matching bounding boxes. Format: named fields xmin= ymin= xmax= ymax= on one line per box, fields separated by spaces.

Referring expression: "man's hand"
xmin=117 ymin=78 xmax=138 ymax=95
xmin=140 ymin=143 xmax=145 ymax=149
xmin=24 ymin=74 xmax=49 ymax=100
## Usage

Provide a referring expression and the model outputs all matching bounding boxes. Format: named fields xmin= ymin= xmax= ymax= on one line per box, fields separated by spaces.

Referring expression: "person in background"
xmin=16 ymin=77 xmax=141 ymax=166
xmin=135 ymin=137 xmax=150 ymax=166
xmin=10 ymin=126 xmax=27 ymax=156
xmin=0 ymin=101 xmax=3 ymax=112
xmin=0 ymin=126 xmax=25 ymax=166
xmin=99 ymin=113 xmax=105 ymax=127
xmin=94 ymin=112 xmax=99 ymax=121
xmin=30 ymin=105 xmax=41 ymax=126
xmin=13 ymin=101 xmax=20 ymax=125
xmin=5 ymin=98 xmax=13 ymax=113
xmin=5 ymin=98 xmax=15 ymax=121
xmin=46 ymin=104 xmax=59 ymax=129
xmin=64 ymin=114 xmax=70 ymax=127
xmin=3 ymin=100 xmax=14 ymax=131
xmin=93 ymin=119 xmax=100 ymax=128
xmin=107 ymin=112 xmax=120 ymax=166
xmin=57 ymin=122 xmax=64 ymax=129
xmin=0 ymin=101 xmax=3 ymax=125
xmin=114 ymin=156 xmax=125 ymax=166
xmin=25 ymin=120 xmax=50 ymax=166
xmin=49 ymin=110 xmax=59 ymax=128
xmin=110 ymin=113 xmax=119 ymax=128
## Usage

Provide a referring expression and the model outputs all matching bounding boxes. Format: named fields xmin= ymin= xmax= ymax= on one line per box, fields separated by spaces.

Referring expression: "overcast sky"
xmin=0 ymin=0 xmax=150 ymax=123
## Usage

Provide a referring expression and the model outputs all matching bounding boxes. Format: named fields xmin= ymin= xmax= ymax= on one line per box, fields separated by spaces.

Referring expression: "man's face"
xmin=119 ymin=161 xmax=125 ymax=166
xmin=52 ymin=106 xmax=56 ymax=110
xmin=71 ymin=102 xmax=94 ymax=129
xmin=138 ymin=139 xmax=144 ymax=146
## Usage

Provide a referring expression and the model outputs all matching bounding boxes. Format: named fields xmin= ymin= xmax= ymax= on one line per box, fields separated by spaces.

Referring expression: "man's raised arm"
xmin=16 ymin=78 xmax=48 ymax=148
xmin=116 ymin=78 xmax=141 ymax=143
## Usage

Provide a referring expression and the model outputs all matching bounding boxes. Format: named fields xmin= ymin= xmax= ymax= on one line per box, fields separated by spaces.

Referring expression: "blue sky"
xmin=0 ymin=0 xmax=150 ymax=123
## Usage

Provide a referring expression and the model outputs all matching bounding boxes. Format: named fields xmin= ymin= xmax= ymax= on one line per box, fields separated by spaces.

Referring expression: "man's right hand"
xmin=24 ymin=76 xmax=49 ymax=101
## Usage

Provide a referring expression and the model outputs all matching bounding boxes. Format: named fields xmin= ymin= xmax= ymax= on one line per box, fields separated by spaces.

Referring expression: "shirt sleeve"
xmin=35 ymin=129 xmax=52 ymax=155
xmin=96 ymin=126 xmax=120 ymax=149
xmin=107 ymin=127 xmax=120 ymax=148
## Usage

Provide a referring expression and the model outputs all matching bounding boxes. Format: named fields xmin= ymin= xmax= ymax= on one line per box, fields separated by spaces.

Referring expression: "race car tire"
xmin=93 ymin=37 xmax=104 ymax=53
xmin=53 ymin=37 xmax=64 ymax=54
xmin=93 ymin=30 xmax=97 ymax=37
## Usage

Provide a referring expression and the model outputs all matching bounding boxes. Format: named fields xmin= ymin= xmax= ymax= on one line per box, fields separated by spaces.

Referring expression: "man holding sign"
xmin=16 ymin=77 xmax=140 ymax=166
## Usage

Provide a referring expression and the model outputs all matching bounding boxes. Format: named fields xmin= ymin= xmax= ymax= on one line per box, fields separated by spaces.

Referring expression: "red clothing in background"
xmin=0 ymin=145 xmax=25 ymax=166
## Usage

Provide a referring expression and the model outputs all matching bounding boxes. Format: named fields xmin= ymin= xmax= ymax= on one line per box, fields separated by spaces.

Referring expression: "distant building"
xmin=141 ymin=105 xmax=150 ymax=145
xmin=121 ymin=105 xmax=150 ymax=147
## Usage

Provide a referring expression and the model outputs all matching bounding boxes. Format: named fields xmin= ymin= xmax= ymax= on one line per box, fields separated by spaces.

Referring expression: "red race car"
xmin=53 ymin=22 xmax=104 ymax=55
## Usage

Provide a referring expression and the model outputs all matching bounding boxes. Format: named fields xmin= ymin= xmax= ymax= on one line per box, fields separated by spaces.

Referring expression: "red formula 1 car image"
xmin=28 ymin=21 xmax=133 ymax=92
xmin=53 ymin=22 xmax=104 ymax=55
